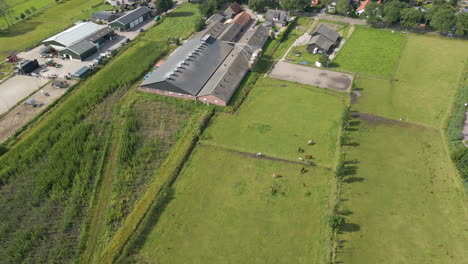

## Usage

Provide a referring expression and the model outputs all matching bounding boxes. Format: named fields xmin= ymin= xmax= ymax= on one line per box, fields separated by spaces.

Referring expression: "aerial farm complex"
xmin=0 ymin=0 xmax=467 ymax=264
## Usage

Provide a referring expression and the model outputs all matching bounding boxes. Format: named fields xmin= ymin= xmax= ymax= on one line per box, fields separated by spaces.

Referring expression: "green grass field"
xmin=332 ymin=27 xmax=406 ymax=78
xmin=0 ymin=0 xmax=106 ymax=57
xmin=353 ymin=35 xmax=468 ymax=128
xmin=0 ymin=0 xmax=54 ymax=28
xmin=131 ymin=144 xmax=333 ymax=264
xmin=336 ymin=117 xmax=467 ymax=264
xmin=144 ymin=3 xmax=200 ymax=41
xmin=203 ymin=77 xmax=347 ymax=168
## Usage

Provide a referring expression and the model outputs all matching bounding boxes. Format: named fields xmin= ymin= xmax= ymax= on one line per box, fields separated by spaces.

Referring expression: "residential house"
xmin=224 ymin=2 xmax=242 ymax=18
xmin=307 ymin=24 xmax=339 ymax=53
xmin=264 ymin=9 xmax=288 ymax=27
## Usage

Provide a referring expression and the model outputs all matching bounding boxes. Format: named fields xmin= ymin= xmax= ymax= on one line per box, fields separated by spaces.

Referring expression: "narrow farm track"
xmin=199 ymin=141 xmax=332 ymax=169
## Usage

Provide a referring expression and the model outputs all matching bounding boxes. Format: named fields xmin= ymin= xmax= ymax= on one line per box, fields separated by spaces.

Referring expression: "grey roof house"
xmin=140 ymin=25 xmax=269 ymax=106
xmin=109 ymin=7 xmax=152 ymax=31
xmin=42 ymin=22 xmax=114 ymax=60
xmin=307 ymin=24 xmax=339 ymax=53
xmin=264 ymin=9 xmax=288 ymax=27
xmin=92 ymin=11 xmax=121 ymax=22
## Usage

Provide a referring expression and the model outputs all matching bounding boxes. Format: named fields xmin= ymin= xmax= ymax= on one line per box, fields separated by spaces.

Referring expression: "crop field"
xmin=0 ymin=0 xmax=106 ymax=58
xmin=332 ymin=27 xmax=406 ymax=78
xmin=0 ymin=0 xmax=54 ymax=28
xmin=128 ymin=144 xmax=333 ymax=264
xmin=203 ymin=77 xmax=347 ymax=168
xmin=335 ymin=117 xmax=467 ymax=264
xmin=353 ymin=35 xmax=468 ymax=128
xmin=0 ymin=2 xmax=202 ymax=257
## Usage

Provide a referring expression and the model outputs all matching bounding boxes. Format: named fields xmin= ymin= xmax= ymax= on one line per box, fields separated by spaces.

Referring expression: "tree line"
xmin=198 ymin=0 xmax=466 ymax=35
xmin=0 ymin=0 xmax=38 ymax=27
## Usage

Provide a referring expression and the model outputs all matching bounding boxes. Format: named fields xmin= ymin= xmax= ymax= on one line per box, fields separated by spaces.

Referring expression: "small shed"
xmin=71 ymin=66 xmax=90 ymax=79
xmin=109 ymin=7 xmax=152 ymax=31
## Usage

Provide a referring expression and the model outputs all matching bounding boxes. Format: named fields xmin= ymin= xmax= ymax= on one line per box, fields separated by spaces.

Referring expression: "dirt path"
xmin=352 ymin=112 xmax=432 ymax=130
xmin=199 ymin=141 xmax=326 ymax=168
xmin=292 ymin=12 xmax=367 ymax=25
xmin=270 ymin=61 xmax=353 ymax=92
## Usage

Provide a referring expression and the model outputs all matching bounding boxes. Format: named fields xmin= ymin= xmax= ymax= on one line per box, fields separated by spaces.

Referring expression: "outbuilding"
xmin=71 ymin=66 xmax=91 ymax=79
xmin=307 ymin=24 xmax=339 ymax=53
xmin=43 ymin=22 xmax=114 ymax=61
xmin=109 ymin=7 xmax=152 ymax=31
xmin=92 ymin=11 xmax=121 ymax=23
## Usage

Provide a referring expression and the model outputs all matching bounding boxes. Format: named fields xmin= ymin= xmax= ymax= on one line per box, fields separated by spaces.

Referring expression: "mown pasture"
xmin=332 ymin=27 xmax=406 ymax=78
xmin=0 ymin=0 xmax=54 ymax=28
xmin=336 ymin=117 xmax=467 ymax=264
xmin=0 ymin=0 xmax=105 ymax=57
xmin=352 ymin=35 xmax=468 ymax=128
xmin=128 ymin=144 xmax=333 ymax=264
xmin=203 ymin=77 xmax=346 ymax=167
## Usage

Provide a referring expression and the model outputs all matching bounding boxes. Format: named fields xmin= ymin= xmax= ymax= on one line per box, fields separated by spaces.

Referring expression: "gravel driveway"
xmin=270 ymin=61 xmax=353 ymax=92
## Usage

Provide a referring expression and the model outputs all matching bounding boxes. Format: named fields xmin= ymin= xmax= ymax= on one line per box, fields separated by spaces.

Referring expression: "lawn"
xmin=336 ymin=117 xmax=467 ymax=264
xmin=203 ymin=77 xmax=347 ymax=168
xmin=130 ymin=144 xmax=333 ymax=264
xmin=353 ymin=35 xmax=468 ymax=128
xmin=273 ymin=17 xmax=313 ymax=60
xmin=0 ymin=0 xmax=106 ymax=58
xmin=332 ymin=27 xmax=406 ymax=78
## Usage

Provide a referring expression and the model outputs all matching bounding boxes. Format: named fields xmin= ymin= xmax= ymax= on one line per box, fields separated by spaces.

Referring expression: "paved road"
xmin=270 ymin=61 xmax=353 ymax=92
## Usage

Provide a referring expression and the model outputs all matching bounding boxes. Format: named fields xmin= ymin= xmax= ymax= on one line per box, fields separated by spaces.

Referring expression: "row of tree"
xmin=365 ymin=0 xmax=467 ymax=34
xmin=0 ymin=0 xmax=41 ymax=28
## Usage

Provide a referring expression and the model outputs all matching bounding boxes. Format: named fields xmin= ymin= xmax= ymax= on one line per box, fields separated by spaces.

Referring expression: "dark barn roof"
xmin=308 ymin=35 xmax=335 ymax=51
xmin=240 ymin=25 xmax=269 ymax=50
xmin=113 ymin=7 xmax=151 ymax=25
xmin=140 ymin=36 xmax=234 ymax=95
xmin=204 ymin=21 xmax=228 ymax=38
xmin=92 ymin=11 xmax=118 ymax=20
xmin=68 ymin=40 xmax=96 ymax=55
xmin=198 ymin=46 xmax=249 ymax=102
xmin=218 ymin=22 xmax=242 ymax=41
xmin=207 ymin=13 xmax=225 ymax=23
xmin=312 ymin=24 xmax=339 ymax=42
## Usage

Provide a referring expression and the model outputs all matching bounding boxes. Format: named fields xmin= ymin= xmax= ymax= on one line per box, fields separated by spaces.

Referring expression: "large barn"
xmin=139 ymin=25 xmax=269 ymax=106
xmin=109 ymin=7 xmax=152 ymax=31
xmin=42 ymin=22 xmax=114 ymax=61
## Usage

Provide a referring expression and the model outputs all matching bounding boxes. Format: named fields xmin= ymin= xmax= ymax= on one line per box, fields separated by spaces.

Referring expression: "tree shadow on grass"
xmin=343 ymin=165 xmax=358 ymax=176
xmin=167 ymin=11 xmax=194 ymax=18
xmin=0 ymin=20 xmax=45 ymax=38
xmin=339 ymin=222 xmax=360 ymax=233
xmin=343 ymin=177 xmax=364 ymax=184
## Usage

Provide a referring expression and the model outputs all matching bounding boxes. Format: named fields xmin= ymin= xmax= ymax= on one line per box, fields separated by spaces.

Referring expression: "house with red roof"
xmin=230 ymin=11 xmax=252 ymax=28
xmin=355 ymin=0 xmax=372 ymax=15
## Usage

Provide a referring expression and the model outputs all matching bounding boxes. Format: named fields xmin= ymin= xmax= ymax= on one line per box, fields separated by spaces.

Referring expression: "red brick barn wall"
xmin=197 ymin=94 xmax=227 ymax=106
xmin=139 ymin=87 xmax=197 ymax=101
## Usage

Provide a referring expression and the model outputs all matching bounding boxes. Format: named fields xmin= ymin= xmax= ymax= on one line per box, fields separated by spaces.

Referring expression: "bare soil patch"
xmin=0 ymin=79 xmax=74 ymax=142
